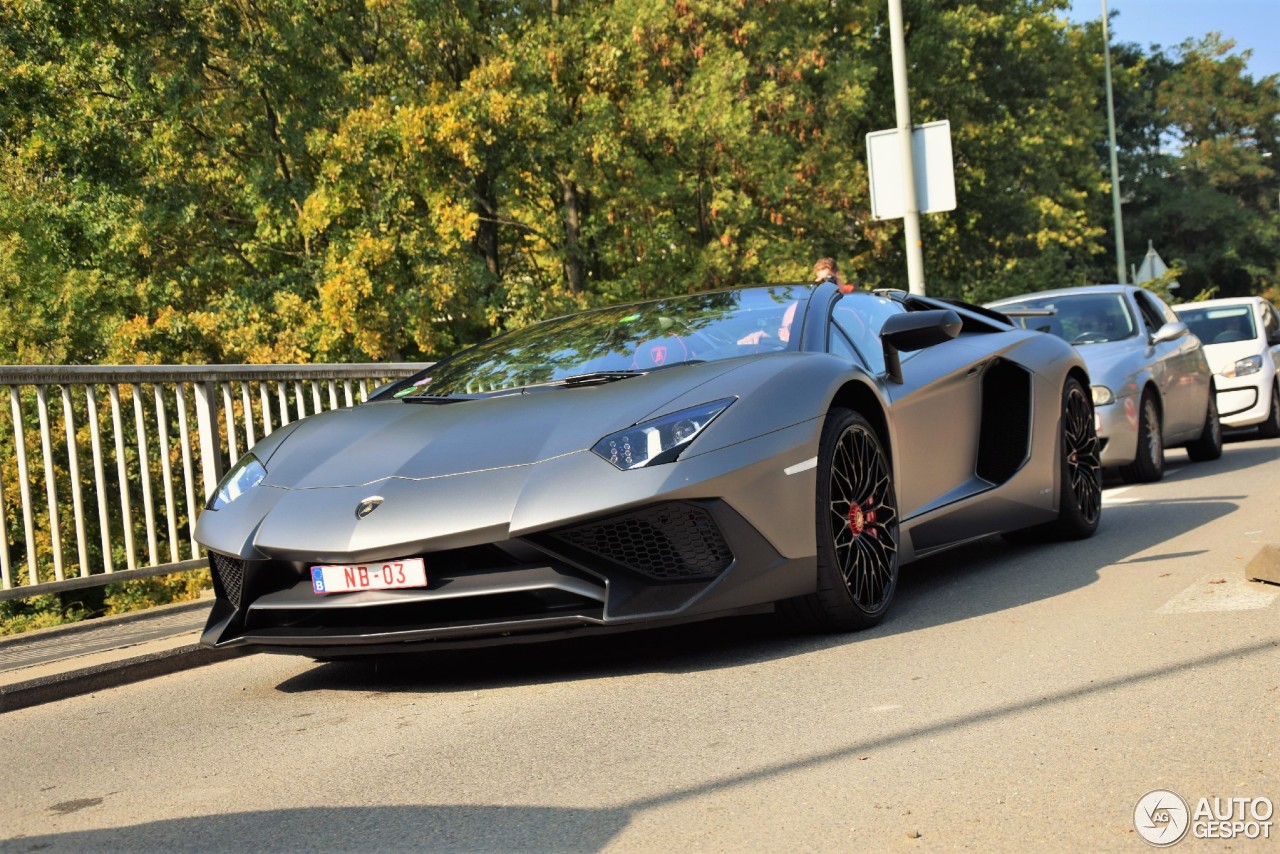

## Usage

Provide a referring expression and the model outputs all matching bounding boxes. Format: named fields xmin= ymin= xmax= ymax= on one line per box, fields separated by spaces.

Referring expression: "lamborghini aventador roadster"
xmin=196 ymin=283 xmax=1102 ymax=656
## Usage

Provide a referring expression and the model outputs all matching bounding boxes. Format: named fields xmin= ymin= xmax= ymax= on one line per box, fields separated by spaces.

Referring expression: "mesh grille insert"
xmin=552 ymin=503 xmax=733 ymax=580
xmin=210 ymin=553 xmax=245 ymax=608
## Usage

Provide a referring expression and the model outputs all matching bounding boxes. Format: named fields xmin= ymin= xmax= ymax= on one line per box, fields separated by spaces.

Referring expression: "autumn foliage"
xmin=1 ymin=0 xmax=1277 ymax=368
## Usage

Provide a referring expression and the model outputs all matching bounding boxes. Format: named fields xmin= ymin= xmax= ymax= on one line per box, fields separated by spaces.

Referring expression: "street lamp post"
xmin=888 ymin=0 xmax=926 ymax=295
xmin=1102 ymin=0 xmax=1127 ymax=284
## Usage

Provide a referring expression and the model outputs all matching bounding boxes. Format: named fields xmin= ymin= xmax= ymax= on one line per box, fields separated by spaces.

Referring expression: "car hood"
xmin=1073 ymin=338 xmax=1148 ymax=386
xmin=1199 ymin=339 xmax=1263 ymax=374
xmin=256 ymin=359 xmax=749 ymax=489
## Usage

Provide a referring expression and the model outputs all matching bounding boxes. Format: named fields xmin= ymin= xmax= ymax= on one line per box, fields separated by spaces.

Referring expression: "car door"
xmin=829 ymin=296 xmax=987 ymax=522
xmin=1134 ymin=289 xmax=1204 ymax=436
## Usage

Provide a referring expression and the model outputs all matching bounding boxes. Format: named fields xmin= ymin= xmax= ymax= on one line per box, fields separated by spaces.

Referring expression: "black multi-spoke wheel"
xmin=1054 ymin=379 xmax=1102 ymax=538
xmin=783 ymin=408 xmax=900 ymax=631
xmin=1004 ymin=378 xmax=1101 ymax=543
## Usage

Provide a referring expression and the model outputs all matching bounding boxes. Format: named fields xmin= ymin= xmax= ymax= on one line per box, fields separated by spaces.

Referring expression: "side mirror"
xmin=1151 ymin=321 xmax=1188 ymax=345
xmin=881 ymin=309 xmax=963 ymax=383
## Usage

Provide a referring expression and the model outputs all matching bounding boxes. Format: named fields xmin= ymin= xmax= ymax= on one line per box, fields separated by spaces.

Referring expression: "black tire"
xmin=1185 ymin=388 xmax=1223 ymax=462
xmin=1258 ymin=383 xmax=1280 ymax=439
xmin=781 ymin=408 xmax=900 ymax=632
xmin=1120 ymin=392 xmax=1164 ymax=483
xmin=1001 ymin=378 xmax=1102 ymax=543
xmin=1013 ymin=378 xmax=1103 ymax=542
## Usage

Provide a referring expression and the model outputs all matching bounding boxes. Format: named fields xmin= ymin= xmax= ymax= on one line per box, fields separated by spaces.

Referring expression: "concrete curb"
xmin=0 ymin=643 xmax=251 ymax=713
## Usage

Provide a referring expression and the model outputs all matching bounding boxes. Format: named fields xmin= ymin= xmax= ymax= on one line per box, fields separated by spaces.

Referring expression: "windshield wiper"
xmin=403 ymin=361 xmax=705 ymax=400
xmin=400 ymin=394 xmax=473 ymax=404
xmin=556 ymin=370 xmax=648 ymax=387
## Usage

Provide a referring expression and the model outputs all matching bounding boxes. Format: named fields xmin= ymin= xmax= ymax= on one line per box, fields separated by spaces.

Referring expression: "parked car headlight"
xmin=1091 ymin=385 xmax=1115 ymax=406
xmin=1222 ymin=355 xmax=1263 ymax=378
xmin=207 ymin=453 xmax=267 ymax=510
xmin=592 ymin=398 xmax=735 ymax=470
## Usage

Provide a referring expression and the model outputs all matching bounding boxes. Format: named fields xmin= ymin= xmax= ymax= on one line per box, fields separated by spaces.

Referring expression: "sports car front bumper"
xmin=198 ymin=419 xmax=822 ymax=655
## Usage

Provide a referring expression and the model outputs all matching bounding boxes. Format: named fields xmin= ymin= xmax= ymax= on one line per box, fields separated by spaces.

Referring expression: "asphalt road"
xmin=1 ymin=437 xmax=1277 ymax=853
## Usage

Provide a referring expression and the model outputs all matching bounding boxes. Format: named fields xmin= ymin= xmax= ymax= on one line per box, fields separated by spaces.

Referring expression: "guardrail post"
xmin=193 ymin=381 xmax=224 ymax=503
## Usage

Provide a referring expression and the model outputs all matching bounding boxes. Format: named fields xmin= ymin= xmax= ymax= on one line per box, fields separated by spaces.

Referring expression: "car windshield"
xmin=997 ymin=293 xmax=1137 ymax=344
xmin=1176 ymin=305 xmax=1257 ymax=345
xmin=392 ymin=286 xmax=812 ymax=397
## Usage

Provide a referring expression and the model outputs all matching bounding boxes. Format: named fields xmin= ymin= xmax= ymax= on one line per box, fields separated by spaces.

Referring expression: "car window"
xmin=1176 ymin=305 xmax=1257 ymax=345
xmin=1133 ymin=291 xmax=1169 ymax=334
xmin=828 ymin=327 xmax=861 ymax=365
xmin=995 ymin=292 xmax=1136 ymax=344
xmin=830 ymin=292 xmax=905 ymax=375
xmin=1151 ymin=291 xmax=1179 ymax=324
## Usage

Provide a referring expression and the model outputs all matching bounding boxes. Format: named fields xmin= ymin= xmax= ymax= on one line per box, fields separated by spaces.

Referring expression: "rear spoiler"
xmin=874 ymin=290 xmax=1014 ymax=332
xmin=993 ymin=308 xmax=1057 ymax=318
xmin=989 ymin=306 xmax=1057 ymax=334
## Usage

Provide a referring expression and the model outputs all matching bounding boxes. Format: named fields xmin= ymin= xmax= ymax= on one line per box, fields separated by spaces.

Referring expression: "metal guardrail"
xmin=0 ymin=364 xmax=423 ymax=600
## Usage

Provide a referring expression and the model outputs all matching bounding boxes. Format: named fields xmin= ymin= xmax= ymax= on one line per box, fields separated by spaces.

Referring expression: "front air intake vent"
xmin=210 ymin=553 xmax=246 ymax=608
xmin=551 ymin=503 xmax=733 ymax=580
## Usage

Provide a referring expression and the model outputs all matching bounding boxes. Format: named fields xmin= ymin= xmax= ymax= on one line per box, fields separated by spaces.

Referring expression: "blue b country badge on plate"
xmin=311 ymin=567 xmax=326 ymax=593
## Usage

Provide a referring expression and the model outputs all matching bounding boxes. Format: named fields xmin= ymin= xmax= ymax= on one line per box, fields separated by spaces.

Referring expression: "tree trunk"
xmin=472 ymin=169 xmax=500 ymax=282
xmin=559 ymin=173 xmax=585 ymax=294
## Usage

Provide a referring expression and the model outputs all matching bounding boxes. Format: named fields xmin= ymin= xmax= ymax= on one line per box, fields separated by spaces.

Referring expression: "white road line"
xmin=1102 ymin=485 xmax=1134 ymax=505
xmin=1158 ymin=574 xmax=1280 ymax=614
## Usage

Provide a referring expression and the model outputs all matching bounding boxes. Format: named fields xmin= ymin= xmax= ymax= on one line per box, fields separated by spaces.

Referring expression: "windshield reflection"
xmin=1177 ymin=305 xmax=1257 ymax=345
xmin=999 ymin=293 xmax=1137 ymax=344
xmin=393 ymin=286 xmax=811 ymax=397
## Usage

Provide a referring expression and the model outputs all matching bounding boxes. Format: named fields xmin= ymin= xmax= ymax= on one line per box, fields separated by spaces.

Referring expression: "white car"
xmin=1174 ymin=296 xmax=1280 ymax=437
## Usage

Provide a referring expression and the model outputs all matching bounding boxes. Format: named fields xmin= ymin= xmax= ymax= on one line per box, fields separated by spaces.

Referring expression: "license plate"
xmin=311 ymin=558 xmax=427 ymax=595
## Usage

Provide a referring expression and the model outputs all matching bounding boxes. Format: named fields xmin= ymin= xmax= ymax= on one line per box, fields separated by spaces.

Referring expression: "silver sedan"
xmin=988 ymin=285 xmax=1221 ymax=482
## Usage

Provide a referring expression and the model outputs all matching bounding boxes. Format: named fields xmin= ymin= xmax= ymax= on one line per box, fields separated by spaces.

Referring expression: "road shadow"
xmin=1160 ymin=438 xmax=1280 ymax=483
xmin=0 ymin=804 xmax=630 ymax=853
xmin=1098 ymin=436 xmax=1279 ymax=488
xmin=877 ymin=491 xmax=1240 ymax=640
xmin=11 ymin=638 xmax=1279 ymax=854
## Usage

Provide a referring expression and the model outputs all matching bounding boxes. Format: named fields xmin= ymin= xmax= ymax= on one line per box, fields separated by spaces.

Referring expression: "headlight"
xmin=207 ymin=453 xmax=267 ymax=510
xmin=592 ymin=398 xmax=735 ymax=470
xmin=1091 ymin=385 xmax=1115 ymax=406
xmin=1222 ymin=355 xmax=1263 ymax=378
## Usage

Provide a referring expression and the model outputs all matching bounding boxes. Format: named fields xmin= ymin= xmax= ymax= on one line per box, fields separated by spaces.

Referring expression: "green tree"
xmin=1108 ymin=35 xmax=1279 ymax=299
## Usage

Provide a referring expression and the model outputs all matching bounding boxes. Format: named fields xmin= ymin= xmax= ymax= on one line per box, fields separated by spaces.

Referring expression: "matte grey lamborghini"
xmin=196 ymin=283 xmax=1101 ymax=656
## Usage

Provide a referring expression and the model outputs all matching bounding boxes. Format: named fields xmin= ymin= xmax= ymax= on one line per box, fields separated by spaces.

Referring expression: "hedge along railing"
xmin=0 ymin=364 xmax=423 ymax=601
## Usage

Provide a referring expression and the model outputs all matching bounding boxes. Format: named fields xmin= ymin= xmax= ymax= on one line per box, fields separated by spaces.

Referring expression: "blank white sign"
xmin=866 ymin=120 xmax=957 ymax=220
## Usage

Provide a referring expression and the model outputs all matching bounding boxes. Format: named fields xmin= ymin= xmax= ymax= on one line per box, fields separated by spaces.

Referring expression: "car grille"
xmin=210 ymin=553 xmax=245 ymax=608
xmin=550 ymin=503 xmax=733 ymax=580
